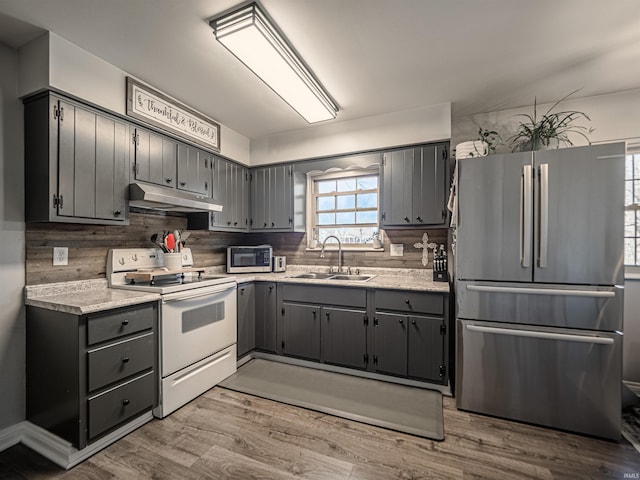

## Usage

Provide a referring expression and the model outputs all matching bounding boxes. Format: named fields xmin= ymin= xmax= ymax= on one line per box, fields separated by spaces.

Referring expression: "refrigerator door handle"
xmin=466 ymin=284 xmax=616 ymax=298
xmin=521 ymin=165 xmax=533 ymax=267
xmin=466 ymin=324 xmax=614 ymax=345
xmin=539 ymin=163 xmax=549 ymax=268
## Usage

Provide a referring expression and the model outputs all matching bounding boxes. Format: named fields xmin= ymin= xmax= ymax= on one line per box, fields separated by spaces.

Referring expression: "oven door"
xmin=161 ymin=283 xmax=237 ymax=377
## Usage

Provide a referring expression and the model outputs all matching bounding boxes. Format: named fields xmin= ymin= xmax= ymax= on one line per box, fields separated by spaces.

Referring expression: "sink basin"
xmin=328 ymin=274 xmax=374 ymax=282
xmin=291 ymin=272 xmax=335 ymax=279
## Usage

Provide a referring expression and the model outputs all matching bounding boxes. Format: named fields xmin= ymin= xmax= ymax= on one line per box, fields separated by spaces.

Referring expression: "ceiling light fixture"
xmin=210 ymin=2 xmax=338 ymax=124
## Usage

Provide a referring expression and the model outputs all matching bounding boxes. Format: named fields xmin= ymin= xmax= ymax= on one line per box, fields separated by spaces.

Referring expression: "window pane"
xmin=336 ymin=212 xmax=355 ymax=224
xmin=626 ymin=155 xmax=634 ymax=179
xmin=635 ymin=155 xmax=640 ymax=178
xmin=318 ymin=213 xmax=335 ymax=225
xmin=337 ymin=194 xmax=355 ymax=209
xmin=625 ymin=211 xmax=636 ymax=236
xmin=317 ymin=196 xmax=335 ymax=210
xmin=357 ymin=193 xmax=377 ymax=208
xmin=625 ymin=238 xmax=635 ymax=265
xmin=317 ymin=180 xmax=336 ymax=194
xmin=634 ymin=180 xmax=640 ymax=205
xmin=337 ymin=178 xmax=356 ymax=192
xmin=357 ymin=176 xmax=378 ymax=190
xmin=356 ymin=211 xmax=378 ymax=224
xmin=318 ymin=227 xmax=377 ymax=245
xmin=626 ymin=181 xmax=634 ymax=206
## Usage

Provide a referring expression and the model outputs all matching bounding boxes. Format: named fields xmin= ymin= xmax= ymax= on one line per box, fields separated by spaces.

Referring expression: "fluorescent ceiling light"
xmin=210 ymin=2 xmax=338 ymax=124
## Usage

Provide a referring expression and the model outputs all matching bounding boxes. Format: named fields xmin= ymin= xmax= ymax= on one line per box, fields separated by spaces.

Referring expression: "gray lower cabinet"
xmin=24 ymin=93 xmax=129 ymax=225
xmin=373 ymin=290 xmax=448 ymax=384
xmin=281 ymin=302 xmax=321 ymax=360
xmin=237 ymin=283 xmax=256 ymax=358
xmin=26 ymin=302 xmax=158 ymax=449
xmin=255 ymin=282 xmax=277 ymax=352
xmin=322 ymin=307 xmax=368 ymax=369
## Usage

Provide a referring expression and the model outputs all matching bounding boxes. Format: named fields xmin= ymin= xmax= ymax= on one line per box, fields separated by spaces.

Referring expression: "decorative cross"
xmin=413 ymin=233 xmax=438 ymax=267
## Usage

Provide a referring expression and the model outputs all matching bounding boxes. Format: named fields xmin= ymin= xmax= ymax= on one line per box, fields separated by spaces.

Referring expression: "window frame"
xmin=306 ymin=166 xmax=382 ymax=250
xmin=625 ymin=143 xmax=640 ymax=267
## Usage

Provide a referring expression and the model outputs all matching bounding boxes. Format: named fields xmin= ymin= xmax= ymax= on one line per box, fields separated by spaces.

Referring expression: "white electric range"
xmin=108 ymin=248 xmax=237 ymax=418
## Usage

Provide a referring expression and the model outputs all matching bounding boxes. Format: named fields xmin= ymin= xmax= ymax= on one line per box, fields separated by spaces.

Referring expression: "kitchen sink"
xmin=328 ymin=274 xmax=374 ymax=282
xmin=291 ymin=272 xmax=335 ymax=279
xmin=290 ymin=272 xmax=375 ymax=282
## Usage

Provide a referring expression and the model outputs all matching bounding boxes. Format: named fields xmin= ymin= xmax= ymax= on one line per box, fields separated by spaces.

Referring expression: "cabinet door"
xmin=373 ymin=312 xmax=407 ymax=376
xmin=407 ymin=315 xmax=445 ymax=383
xmin=95 ymin=115 xmax=128 ymax=221
xmin=250 ymin=167 xmax=269 ymax=229
xmin=177 ymin=144 xmax=211 ymax=195
xmin=57 ymin=102 xmax=128 ymax=222
xmin=255 ymin=282 xmax=277 ymax=352
xmin=135 ymin=129 xmax=176 ymax=187
xmin=208 ymin=156 xmax=226 ymax=228
xmin=322 ymin=307 xmax=367 ymax=369
xmin=382 ymin=149 xmax=414 ymax=226
xmin=412 ymin=145 xmax=448 ymax=225
xmin=237 ymin=283 xmax=255 ymax=357
xmin=271 ymin=164 xmax=293 ymax=229
xmin=281 ymin=303 xmax=320 ymax=361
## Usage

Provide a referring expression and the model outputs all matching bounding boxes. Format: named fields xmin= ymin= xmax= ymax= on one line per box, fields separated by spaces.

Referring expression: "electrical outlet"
xmin=53 ymin=247 xmax=68 ymax=266
xmin=390 ymin=244 xmax=404 ymax=257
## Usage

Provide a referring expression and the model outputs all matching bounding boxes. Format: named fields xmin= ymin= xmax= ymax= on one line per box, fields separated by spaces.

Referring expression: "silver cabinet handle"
xmin=521 ymin=165 xmax=532 ymax=268
xmin=466 ymin=284 xmax=615 ymax=298
xmin=466 ymin=324 xmax=614 ymax=345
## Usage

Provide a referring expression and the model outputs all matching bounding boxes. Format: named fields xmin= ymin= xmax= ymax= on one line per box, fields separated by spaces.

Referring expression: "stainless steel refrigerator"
xmin=455 ymin=142 xmax=625 ymax=440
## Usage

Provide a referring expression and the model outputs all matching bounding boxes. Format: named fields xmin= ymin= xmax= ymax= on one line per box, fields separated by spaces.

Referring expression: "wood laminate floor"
xmin=1 ymin=388 xmax=639 ymax=479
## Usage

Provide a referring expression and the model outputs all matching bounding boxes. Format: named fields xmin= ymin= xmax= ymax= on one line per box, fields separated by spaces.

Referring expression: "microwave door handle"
xmin=521 ymin=165 xmax=532 ymax=268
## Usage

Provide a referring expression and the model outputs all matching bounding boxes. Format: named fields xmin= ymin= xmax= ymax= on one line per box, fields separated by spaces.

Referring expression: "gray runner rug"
xmin=219 ymin=359 xmax=444 ymax=440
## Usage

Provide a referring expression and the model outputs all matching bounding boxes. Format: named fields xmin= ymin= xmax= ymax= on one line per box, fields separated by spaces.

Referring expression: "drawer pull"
xmin=122 ymin=356 xmax=130 ymax=363
xmin=404 ymin=299 xmax=410 ymax=304
xmin=122 ymin=399 xmax=130 ymax=406
xmin=121 ymin=319 xmax=129 ymax=326
xmin=399 ymin=319 xmax=404 ymax=325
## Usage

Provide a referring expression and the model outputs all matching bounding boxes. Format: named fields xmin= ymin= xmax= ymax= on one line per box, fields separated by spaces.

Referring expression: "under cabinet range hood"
xmin=128 ymin=183 xmax=223 ymax=213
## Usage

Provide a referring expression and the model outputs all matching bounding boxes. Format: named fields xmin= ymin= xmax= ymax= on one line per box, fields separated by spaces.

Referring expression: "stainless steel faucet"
xmin=320 ymin=235 xmax=343 ymax=273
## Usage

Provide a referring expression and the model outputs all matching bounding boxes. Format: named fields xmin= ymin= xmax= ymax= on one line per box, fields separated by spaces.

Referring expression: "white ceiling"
xmin=1 ymin=0 xmax=640 ymax=140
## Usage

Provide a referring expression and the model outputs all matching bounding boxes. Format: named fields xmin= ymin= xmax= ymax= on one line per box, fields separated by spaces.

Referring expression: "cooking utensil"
xmin=174 ymin=230 xmax=181 ymax=252
xmin=180 ymin=231 xmax=191 ymax=250
xmin=166 ymin=233 xmax=176 ymax=253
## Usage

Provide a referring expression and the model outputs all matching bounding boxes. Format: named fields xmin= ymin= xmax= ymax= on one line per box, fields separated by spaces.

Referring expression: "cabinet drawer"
xmin=88 ymin=371 xmax=154 ymax=440
xmin=88 ymin=332 xmax=154 ymax=392
xmin=282 ymin=284 xmax=366 ymax=308
xmin=87 ymin=303 xmax=155 ymax=345
xmin=375 ymin=290 xmax=443 ymax=315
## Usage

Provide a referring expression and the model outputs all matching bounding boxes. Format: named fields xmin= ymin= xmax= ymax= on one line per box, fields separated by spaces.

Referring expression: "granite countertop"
xmin=207 ymin=265 xmax=451 ymax=293
xmin=25 ymin=279 xmax=161 ymax=315
xmin=25 ymin=266 xmax=449 ymax=314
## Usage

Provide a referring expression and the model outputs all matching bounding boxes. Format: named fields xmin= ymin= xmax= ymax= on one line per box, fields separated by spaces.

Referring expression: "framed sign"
xmin=126 ymin=77 xmax=220 ymax=152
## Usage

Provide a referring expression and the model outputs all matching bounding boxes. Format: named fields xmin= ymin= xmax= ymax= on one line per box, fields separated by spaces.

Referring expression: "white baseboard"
xmin=0 ymin=413 xmax=154 ymax=470
xmin=0 ymin=421 xmax=25 ymax=452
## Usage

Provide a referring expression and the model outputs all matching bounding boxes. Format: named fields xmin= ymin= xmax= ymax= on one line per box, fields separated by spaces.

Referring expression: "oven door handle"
xmin=162 ymin=284 xmax=236 ymax=303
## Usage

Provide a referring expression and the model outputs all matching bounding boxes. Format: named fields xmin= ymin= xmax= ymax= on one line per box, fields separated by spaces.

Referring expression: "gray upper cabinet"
xmin=177 ymin=143 xmax=212 ymax=196
xmin=381 ymin=143 xmax=449 ymax=227
xmin=187 ymin=156 xmax=249 ymax=231
xmin=250 ymin=164 xmax=296 ymax=231
xmin=133 ymin=128 xmax=177 ymax=188
xmin=24 ymin=93 xmax=129 ymax=225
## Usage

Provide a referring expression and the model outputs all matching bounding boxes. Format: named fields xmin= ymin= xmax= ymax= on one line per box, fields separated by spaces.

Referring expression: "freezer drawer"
xmin=456 ymin=319 xmax=621 ymax=440
xmin=457 ymin=281 xmax=623 ymax=331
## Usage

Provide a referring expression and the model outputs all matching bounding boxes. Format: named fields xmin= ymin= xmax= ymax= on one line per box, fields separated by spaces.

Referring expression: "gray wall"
xmin=0 ymin=41 xmax=25 ymax=429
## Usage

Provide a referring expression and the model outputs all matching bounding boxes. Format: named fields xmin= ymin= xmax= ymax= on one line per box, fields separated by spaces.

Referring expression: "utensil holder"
xmin=163 ymin=253 xmax=182 ymax=270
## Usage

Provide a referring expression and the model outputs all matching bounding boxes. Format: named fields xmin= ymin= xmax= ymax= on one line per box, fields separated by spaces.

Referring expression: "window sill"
xmin=305 ymin=247 xmax=385 ymax=253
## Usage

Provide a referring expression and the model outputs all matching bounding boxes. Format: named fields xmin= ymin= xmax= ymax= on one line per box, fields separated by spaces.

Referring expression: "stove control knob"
xmin=132 ymin=254 xmax=138 ymax=261
xmin=118 ymin=257 xmax=125 ymax=265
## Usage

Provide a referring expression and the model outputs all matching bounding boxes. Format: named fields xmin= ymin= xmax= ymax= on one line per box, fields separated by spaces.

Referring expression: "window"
xmin=308 ymin=168 xmax=380 ymax=248
xmin=625 ymin=151 xmax=640 ymax=265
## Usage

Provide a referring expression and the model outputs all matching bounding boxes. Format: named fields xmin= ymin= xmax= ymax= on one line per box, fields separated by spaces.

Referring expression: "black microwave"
xmin=227 ymin=245 xmax=273 ymax=273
